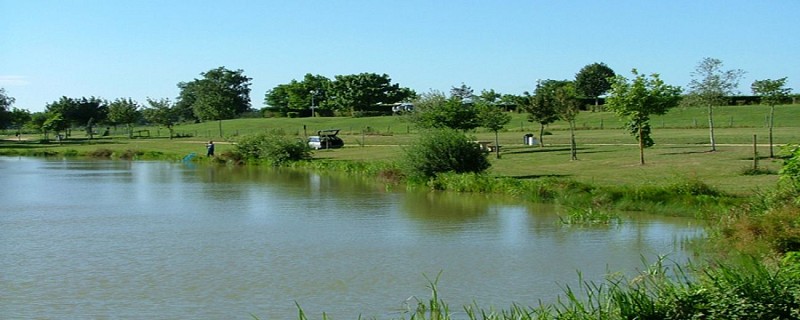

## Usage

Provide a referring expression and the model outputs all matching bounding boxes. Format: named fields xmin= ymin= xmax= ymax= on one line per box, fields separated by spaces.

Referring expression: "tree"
xmin=178 ymin=66 xmax=252 ymax=137
xmin=327 ymin=73 xmax=414 ymax=115
xmin=42 ymin=112 xmax=69 ymax=142
xmin=553 ymin=82 xmax=582 ymax=160
xmin=45 ymin=96 xmax=108 ymax=139
xmin=406 ymin=90 xmax=479 ymax=131
xmin=524 ymin=80 xmax=563 ymax=147
xmin=751 ymin=77 xmax=792 ymax=158
xmin=606 ymin=69 xmax=682 ymax=165
xmin=264 ymin=74 xmax=332 ymax=115
xmin=687 ymin=57 xmax=745 ymax=152
xmin=143 ymin=98 xmax=178 ymax=139
xmin=9 ymin=108 xmax=32 ymax=139
xmin=0 ymin=88 xmax=15 ymax=129
xmin=476 ymin=101 xmax=512 ymax=159
xmin=107 ymin=98 xmax=141 ymax=138
xmin=575 ymin=62 xmax=615 ymax=110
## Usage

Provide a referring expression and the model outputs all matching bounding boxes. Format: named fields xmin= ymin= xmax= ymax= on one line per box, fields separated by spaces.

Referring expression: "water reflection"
xmin=0 ymin=157 xmax=703 ymax=319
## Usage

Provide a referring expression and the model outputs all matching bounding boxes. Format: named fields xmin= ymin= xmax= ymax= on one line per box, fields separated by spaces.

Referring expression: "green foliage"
xmin=234 ymin=131 xmax=311 ymax=165
xmin=142 ymin=98 xmax=178 ymax=139
xmin=523 ymin=80 xmax=563 ymax=138
xmin=575 ymin=62 xmax=616 ymax=106
xmin=45 ymin=96 xmax=108 ymax=128
xmin=327 ymin=72 xmax=414 ymax=115
xmin=107 ymin=98 xmax=141 ymax=137
xmin=0 ymin=87 xmax=15 ymax=129
xmin=780 ymin=144 xmax=800 ymax=191
xmin=559 ymin=207 xmax=621 ymax=225
xmin=407 ymin=90 xmax=479 ymax=131
xmin=263 ymin=73 xmax=331 ymax=113
xmin=179 ymin=66 xmax=252 ymax=122
xmin=401 ymin=128 xmax=490 ymax=181
xmin=606 ymin=69 xmax=682 ymax=164
xmin=752 ymin=77 xmax=792 ymax=107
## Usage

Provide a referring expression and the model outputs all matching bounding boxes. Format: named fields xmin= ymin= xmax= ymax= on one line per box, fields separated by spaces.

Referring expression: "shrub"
xmin=401 ymin=128 xmax=490 ymax=181
xmin=780 ymin=144 xmax=800 ymax=191
xmin=234 ymin=131 xmax=311 ymax=165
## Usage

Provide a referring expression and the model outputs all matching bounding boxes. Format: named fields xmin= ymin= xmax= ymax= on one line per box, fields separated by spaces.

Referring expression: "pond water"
xmin=0 ymin=157 xmax=702 ymax=319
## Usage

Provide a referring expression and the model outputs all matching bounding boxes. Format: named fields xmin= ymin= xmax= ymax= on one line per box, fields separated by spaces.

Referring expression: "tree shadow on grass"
xmin=0 ymin=138 xmax=120 ymax=149
xmin=509 ymin=174 xmax=571 ymax=180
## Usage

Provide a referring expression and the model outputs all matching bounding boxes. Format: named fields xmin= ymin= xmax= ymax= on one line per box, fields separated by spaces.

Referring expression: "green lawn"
xmin=2 ymin=104 xmax=797 ymax=195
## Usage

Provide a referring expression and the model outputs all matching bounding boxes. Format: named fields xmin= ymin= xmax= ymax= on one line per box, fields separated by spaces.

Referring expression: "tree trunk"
xmin=769 ymin=105 xmax=775 ymax=158
xmin=639 ymin=124 xmax=645 ymax=165
xmin=593 ymin=97 xmax=599 ymax=112
xmin=570 ymin=120 xmax=577 ymax=160
xmin=494 ymin=130 xmax=501 ymax=159
xmin=538 ymin=123 xmax=545 ymax=147
xmin=708 ymin=104 xmax=716 ymax=151
xmin=218 ymin=119 xmax=223 ymax=137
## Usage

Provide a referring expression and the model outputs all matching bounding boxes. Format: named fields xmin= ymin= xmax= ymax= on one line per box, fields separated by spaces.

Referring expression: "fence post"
xmin=753 ymin=134 xmax=758 ymax=171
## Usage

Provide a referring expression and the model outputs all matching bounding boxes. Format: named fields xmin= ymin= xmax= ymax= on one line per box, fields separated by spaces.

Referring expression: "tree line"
xmin=0 ymin=59 xmax=793 ymax=157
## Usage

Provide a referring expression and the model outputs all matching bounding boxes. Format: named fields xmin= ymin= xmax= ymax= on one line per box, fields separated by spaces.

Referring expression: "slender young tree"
xmin=524 ymin=80 xmax=563 ymax=147
xmin=751 ymin=77 xmax=792 ymax=158
xmin=687 ymin=57 xmax=745 ymax=152
xmin=606 ymin=69 xmax=682 ymax=165
xmin=553 ymin=82 xmax=582 ymax=160
xmin=476 ymin=100 xmax=512 ymax=159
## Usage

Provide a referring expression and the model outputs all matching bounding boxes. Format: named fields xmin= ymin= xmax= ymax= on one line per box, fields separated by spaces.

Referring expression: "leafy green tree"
xmin=43 ymin=112 xmax=69 ymax=142
xmin=476 ymin=100 xmax=512 ymax=159
xmin=575 ymin=62 xmax=615 ymax=110
xmin=178 ymin=66 xmax=252 ymax=136
xmin=264 ymin=74 xmax=332 ymax=115
xmin=28 ymin=112 xmax=48 ymax=135
xmin=45 ymin=96 xmax=108 ymax=138
xmin=9 ymin=108 xmax=32 ymax=138
xmin=142 ymin=98 xmax=178 ymax=139
xmin=553 ymin=81 xmax=582 ymax=160
xmin=0 ymin=88 xmax=15 ymax=129
xmin=478 ymin=89 xmax=501 ymax=103
xmin=752 ymin=77 xmax=792 ymax=158
xmin=107 ymin=98 xmax=141 ymax=138
xmin=402 ymin=128 xmax=490 ymax=181
xmin=687 ymin=57 xmax=745 ymax=152
xmin=524 ymin=80 xmax=563 ymax=147
xmin=407 ymin=90 xmax=479 ymax=131
xmin=327 ymin=73 xmax=414 ymax=115
xmin=174 ymin=81 xmax=199 ymax=122
xmin=606 ymin=69 xmax=682 ymax=165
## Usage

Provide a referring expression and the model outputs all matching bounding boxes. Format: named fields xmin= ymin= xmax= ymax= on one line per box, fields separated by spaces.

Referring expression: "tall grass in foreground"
xmin=282 ymin=255 xmax=800 ymax=320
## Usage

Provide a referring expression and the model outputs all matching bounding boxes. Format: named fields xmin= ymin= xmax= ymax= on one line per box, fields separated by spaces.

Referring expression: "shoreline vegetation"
xmin=2 ymin=106 xmax=799 ymax=319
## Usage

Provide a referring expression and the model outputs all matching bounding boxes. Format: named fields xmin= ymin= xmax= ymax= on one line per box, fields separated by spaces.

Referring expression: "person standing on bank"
xmin=206 ymin=140 xmax=215 ymax=157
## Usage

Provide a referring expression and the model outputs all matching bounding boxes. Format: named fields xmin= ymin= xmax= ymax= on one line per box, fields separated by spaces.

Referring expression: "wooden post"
xmin=753 ymin=134 xmax=758 ymax=171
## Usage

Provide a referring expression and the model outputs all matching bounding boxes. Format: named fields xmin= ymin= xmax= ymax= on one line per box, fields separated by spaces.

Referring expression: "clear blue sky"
xmin=2 ymin=0 xmax=798 ymax=112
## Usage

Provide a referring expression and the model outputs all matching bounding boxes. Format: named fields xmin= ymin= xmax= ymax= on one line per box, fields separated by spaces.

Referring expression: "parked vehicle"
xmin=308 ymin=129 xmax=344 ymax=150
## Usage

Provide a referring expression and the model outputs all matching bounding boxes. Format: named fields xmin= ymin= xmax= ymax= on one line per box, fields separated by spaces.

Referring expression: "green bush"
xmin=780 ymin=144 xmax=800 ymax=191
xmin=234 ymin=131 xmax=311 ymax=165
xmin=401 ymin=128 xmax=490 ymax=181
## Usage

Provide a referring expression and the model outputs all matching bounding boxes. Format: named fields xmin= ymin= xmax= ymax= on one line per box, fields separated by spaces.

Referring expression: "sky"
xmin=2 ymin=0 xmax=798 ymax=113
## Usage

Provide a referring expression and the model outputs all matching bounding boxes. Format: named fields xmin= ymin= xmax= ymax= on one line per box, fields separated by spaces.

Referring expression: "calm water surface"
xmin=0 ymin=157 xmax=702 ymax=319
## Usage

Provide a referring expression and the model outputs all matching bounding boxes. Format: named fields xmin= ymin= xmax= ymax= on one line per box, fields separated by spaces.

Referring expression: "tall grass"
xmin=282 ymin=255 xmax=800 ymax=319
